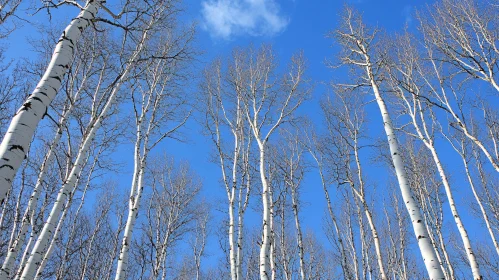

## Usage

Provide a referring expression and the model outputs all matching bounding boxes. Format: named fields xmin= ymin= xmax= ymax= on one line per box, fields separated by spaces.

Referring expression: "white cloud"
xmin=402 ymin=5 xmax=413 ymax=26
xmin=201 ymin=0 xmax=289 ymax=39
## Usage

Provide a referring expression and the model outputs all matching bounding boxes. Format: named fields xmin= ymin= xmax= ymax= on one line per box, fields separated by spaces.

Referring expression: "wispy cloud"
xmin=201 ymin=0 xmax=289 ymax=39
xmin=402 ymin=5 xmax=413 ymax=27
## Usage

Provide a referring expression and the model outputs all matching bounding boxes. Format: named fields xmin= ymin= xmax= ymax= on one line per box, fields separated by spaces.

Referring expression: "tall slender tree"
xmin=0 ymin=0 xmax=107 ymax=205
xmin=333 ymin=8 xmax=444 ymax=279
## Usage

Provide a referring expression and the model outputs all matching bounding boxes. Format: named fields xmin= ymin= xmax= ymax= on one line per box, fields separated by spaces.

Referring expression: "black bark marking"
xmin=32 ymin=97 xmax=43 ymax=103
xmin=57 ymin=63 xmax=70 ymax=69
xmin=9 ymin=145 xmax=24 ymax=153
xmin=20 ymin=102 xmax=32 ymax=111
xmin=0 ymin=164 xmax=13 ymax=170
xmin=60 ymin=30 xmax=68 ymax=41
xmin=49 ymin=75 xmax=62 ymax=82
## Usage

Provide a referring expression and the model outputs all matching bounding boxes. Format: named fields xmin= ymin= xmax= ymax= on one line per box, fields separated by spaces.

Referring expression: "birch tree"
xmin=382 ymin=189 xmax=423 ymax=279
xmin=114 ymin=13 xmax=194 ymax=278
xmin=320 ymin=89 xmax=388 ymax=279
xmin=417 ymin=0 xmax=499 ymax=174
xmin=404 ymin=140 xmax=455 ymax=279
xmin=238 ymin=46 xmax=309 ymax=280
xmin=420 ymin=0 xmax=499 ymax=93
xmin=201 ymin=58 xmax=254 ymax=280
xmin=272 ymin=130 xmax=307 ymax=280
xmin=442 ymin=124 xmax=499 ymax=260
xmin=333 ymin=8 xmax=445 ymax=279
xmin=129 ymin=156 xmax=204 ymax=279
xmin=386 ymin=33 xmax=482 ymax=279
xmin=16 ymin=8 xmax=163 ymax=277
xmin=0 ymin=26 xmax=113 ymax=278
xmin=306 ymin=130 xmax=353 ymax=279
xmin=0 ymin=0 xmax=110 ymax=205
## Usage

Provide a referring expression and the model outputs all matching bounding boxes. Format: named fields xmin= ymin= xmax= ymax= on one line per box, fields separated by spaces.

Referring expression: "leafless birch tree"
xmin=333 ymin=7 xmax=444 ymax=279
xmin=0 ymin=0 xmax=108 ymax=205
xmin=114 ymin=11 xmax=194 ymax=278
xmin=386 ymin=33 xmax=482 ymax=279
xmin=239 ymin=46 xmax=309 ymax=280
xmin=200 ymin=57 xmax=254 ymax=280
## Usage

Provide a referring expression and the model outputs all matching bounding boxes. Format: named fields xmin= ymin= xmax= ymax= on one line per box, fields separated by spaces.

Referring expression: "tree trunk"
xmin=367 ymin=66 xmax=444 ymax=279
xmin=0 ymin=0 xmax=103 ymax=205
xmin=290 ymin=186 xmax=305 ymax=280
xmin=1 ymin=94 xmax=77 ymax=278
xmin=258 ymin=142 xmax=271 ymax=280
xmin=114 ymin=162 xmax=145 ymax=280
xmin=19 ymin=34 xmax=143 ymax=277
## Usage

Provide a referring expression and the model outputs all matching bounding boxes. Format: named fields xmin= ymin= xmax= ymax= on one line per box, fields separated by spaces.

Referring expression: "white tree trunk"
xmin=228 ymin=132 xmax=239 ymax=280
xmin=463 ymin=156 xmax=499 ymax=256
xmin=352 ymin=141 xmax=387 ymax=280
xmin=257 ymin=142 xmax=271 ymax=280
xmin=290 ymin=186 xmax=305 ymax=280
xmin=402 ymin=97 xmax=482 ymax=279
xmin=236 ymin=145 xmax=251 ymax=280
xmin=33 ymin=196 xmax=72 ymax=280
xmin=427 ymin=144 xmax=481 ymax=279
xmin=229 ymin=191 xmax=237 ymax=280
xmin=367 ymin=69 xmax=444 ymax=279
xmin=115 ymin=26 xmax=177 ymax=277
xmin=310 ymin=152 xmax=352 ymax=278
xmin=0 ymin=0 xmax=103 ymax=205
xmin=0 ymin=92 xmax=78 ymax=278
xmin=269 ymin=188 xmax=276 ymax=280
xmin=19 ymin=34 xmax=144 ymax=278
xmin=114 ymin=161 xmax=145 ymax=280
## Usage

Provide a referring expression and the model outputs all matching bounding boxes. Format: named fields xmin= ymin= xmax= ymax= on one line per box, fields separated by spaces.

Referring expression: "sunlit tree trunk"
xmin=387 ymin=42 xmax=482 ymax=278
xmin=0 ymin=0 xmax=104 ymax=205
xmin=334 ymin=8 xmax=444 ymax=279
xmin=446 ymin=134 xmax=499 ymax=257
xmin=201 ymin=58 xmax=252 ymax=280
xmin=115 ymin=50 xmax=190 ymax=280
xmin=237 ymin=46 xmax=307 ymax=280
xmin=0 ymin=64 xmax=88 ymax=278
xmin=19 ymin=22 xmax=149 ymax=279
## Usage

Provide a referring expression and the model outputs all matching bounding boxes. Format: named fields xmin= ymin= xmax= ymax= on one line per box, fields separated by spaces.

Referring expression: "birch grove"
xmin=0 ymin=0 xmax=498 ymax=279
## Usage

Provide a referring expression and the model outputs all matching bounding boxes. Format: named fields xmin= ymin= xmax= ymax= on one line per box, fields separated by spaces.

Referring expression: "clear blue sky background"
xmin=7 ymin=0 xmax=493 ymax=275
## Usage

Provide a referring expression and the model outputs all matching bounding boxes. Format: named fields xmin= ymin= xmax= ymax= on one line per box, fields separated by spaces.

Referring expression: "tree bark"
xmin=0 ymin=0 xmax=103 ymax=205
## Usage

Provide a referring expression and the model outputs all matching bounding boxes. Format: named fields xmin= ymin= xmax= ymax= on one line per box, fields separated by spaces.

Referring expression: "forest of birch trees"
xmin=0 ymin=0 xmax=498 ymax=279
